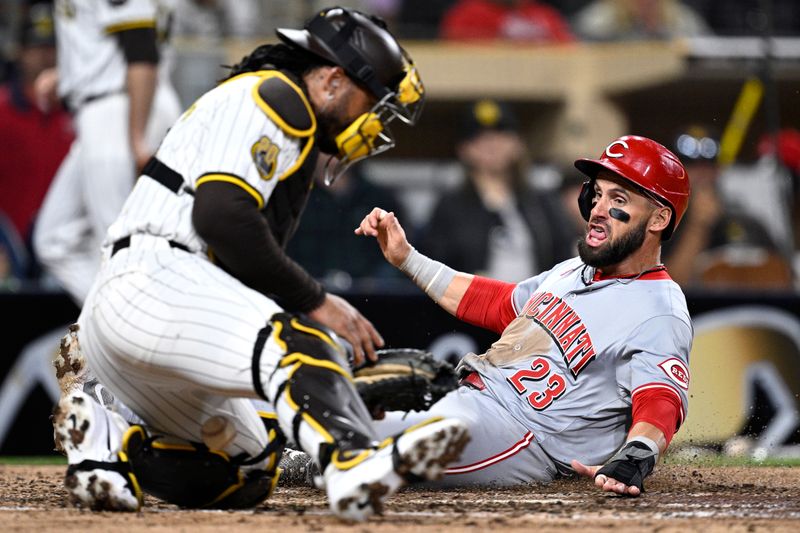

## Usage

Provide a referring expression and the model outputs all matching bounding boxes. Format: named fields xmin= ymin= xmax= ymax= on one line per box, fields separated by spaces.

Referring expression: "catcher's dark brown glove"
xmin=353 ymin=348 xmax=458 ymax=418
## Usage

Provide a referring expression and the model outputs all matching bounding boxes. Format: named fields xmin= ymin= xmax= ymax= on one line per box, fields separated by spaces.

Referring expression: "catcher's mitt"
xmin=353 ymin=348 xmax=457 ymax=418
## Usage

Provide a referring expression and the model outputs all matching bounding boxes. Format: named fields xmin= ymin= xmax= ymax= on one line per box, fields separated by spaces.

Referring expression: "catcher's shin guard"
xmin=122 ymin=414 xmax=284 ymax=509
xmin=257 ymin=313 xmax=377 ymax=470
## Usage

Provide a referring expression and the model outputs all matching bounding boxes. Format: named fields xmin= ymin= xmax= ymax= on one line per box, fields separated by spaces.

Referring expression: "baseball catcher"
xmin=51 ymin=6 xmax=468 ymax=522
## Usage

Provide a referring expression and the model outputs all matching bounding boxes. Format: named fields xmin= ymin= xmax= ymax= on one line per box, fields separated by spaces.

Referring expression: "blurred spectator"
xmin=311 ymin=1 xmax=404 ymax=30
xmin=662 ymin=126 xmax=793 ymax=289
xmin=0 ymin=0 xmax=18 ymax=83
xmin=172 ymin=0 xmax=262 ymax=40
xmin=418 ymin=99 xmax=574 ymax=282
xmin=0 ymin=1 xmax=72 ymax=275
xmin=758 ymin=128 xmax=800 ymax=281
xmin=692 ymin=0 xmax=800 ymax=37
xmin=0 ymin=211 xmax=29 ymax=288
xmin=572 ymin=0 xmax=711 ymax=41
xmin=286 ymin=162 xmax=409 ymax=291
xmin=440 ymin=0 xmax=574 ymax=42
xmin=396 ymin=0 xmax=457 ymax=38
xmin=557 ymin=169 xmax=589 ymax=253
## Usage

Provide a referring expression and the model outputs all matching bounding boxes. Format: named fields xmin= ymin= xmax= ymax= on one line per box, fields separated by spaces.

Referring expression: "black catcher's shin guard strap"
xmin=252 ymin=325 xmax=273 ymax=401
xmin=287 ymin=363 xmax=377 ymax=453
xmin=595 ymin=440 xmax=657 ymax=493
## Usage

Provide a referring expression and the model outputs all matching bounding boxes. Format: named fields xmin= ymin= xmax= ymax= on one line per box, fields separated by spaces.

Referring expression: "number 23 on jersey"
xmin=506 ymin=357 xmax=567 ymax=411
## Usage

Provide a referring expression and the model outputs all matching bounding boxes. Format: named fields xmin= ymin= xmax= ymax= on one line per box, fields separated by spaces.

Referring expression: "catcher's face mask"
xmin=323 ymin=59 xmax=425 ymax=186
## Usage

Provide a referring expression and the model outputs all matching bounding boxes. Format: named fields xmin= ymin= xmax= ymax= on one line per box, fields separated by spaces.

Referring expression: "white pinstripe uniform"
xmin=376 ymin=257 xmax=693 ymax=486
xmin=76 ymin=71 xmax=317 ymax=465
xmin=34 ymin=0 xmax=181 ymax=304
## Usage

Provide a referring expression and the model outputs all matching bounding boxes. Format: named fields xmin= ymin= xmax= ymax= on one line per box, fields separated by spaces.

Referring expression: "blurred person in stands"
xmin=32 ymin=0 xmax=182 ymax=305
xmin=697 ymin=0 xmax=799 ymax=37
xmin=286 ymin=162 xmax=409 ymax=291
xmin=419 ymin=99 xmax=574 ymax=282
xmin=0 ymin=1 xmax=72 ymax=280
xmin=572 ymin=0 xmax=711 ymax=41
xmin=758 ymin=128 xmax=800 ymax=282
xmin=558 ymin=169 xmax=592 ymax=254
xmin=663 ymin=126 xmax=792 ymax=289
xmin=172 ymin=0 xmax=262 ymax=40
xmin=440 ymin=0 xmax=574 ymax=42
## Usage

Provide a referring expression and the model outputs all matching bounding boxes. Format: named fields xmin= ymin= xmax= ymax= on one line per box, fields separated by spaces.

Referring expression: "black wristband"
xmin=595 ymin=440 xmax=656 ymax=493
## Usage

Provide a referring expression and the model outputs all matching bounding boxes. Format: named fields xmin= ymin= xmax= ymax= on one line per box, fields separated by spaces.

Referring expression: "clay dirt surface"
xmin=1 ymin=463 xmax=799 ymax=531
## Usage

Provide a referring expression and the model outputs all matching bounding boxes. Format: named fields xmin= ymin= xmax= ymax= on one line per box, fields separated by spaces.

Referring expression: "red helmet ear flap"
xmin=577 ymin=180 xmax=594 ymax=221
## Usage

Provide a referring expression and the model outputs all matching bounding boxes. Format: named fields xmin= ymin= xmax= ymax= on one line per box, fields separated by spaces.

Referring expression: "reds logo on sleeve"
xmin=658 ymin=358 xmax=690 ymax=390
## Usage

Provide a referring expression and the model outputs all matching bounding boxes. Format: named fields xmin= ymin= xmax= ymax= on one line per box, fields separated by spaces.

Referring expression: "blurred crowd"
xmin=1 ymin=0 xmax=799 ymax=294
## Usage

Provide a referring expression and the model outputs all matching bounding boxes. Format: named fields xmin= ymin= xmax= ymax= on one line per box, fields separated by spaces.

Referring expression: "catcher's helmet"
xmin=277 ymin=6 xmax=424 ymax=186
xmin=574 ymin=135 xmax=690 ymax=240
xmin=276 ymin=6 xmax=423 ymax=124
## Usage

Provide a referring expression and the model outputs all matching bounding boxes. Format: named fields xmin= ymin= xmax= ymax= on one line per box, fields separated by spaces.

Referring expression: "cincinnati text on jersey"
xmin=520 ymin=292 xmax=596 ymax=377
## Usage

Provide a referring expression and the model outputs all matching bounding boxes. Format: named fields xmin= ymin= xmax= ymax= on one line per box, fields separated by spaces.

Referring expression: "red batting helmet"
xmin=574 ymin=135 xmax=690 ymax=240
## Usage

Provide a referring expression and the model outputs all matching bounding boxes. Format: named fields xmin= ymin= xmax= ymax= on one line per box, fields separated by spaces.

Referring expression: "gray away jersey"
xmin=462 ymin=257 xmax=693 ymax=468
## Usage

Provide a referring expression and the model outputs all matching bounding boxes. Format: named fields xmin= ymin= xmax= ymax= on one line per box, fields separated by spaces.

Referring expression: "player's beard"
xmin=577 ymin=216 xmax=648 ymax=268
xmin=315 ymin=92 xmax=352 ymax=155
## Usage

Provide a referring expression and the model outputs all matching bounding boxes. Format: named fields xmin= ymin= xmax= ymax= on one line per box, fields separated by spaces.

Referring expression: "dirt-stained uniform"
xmin=378 ymin=257 xmax=692 ymax=485
xmin=374 ymin=136 xmax=696 ymax=487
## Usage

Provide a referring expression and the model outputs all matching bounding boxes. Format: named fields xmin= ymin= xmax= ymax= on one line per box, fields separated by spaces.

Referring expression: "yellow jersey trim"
xmin=277 ymin=136 xmax=315 ymax=182
xmin=218 ymin=71 xmax=316 ymax=183
xmin=196 ymin=173 xmax=265 ymax=209
xmin=250 ymin=71 xmax=316 ymax=138
xmin=105 ymin=19 xmax=156 ymax=34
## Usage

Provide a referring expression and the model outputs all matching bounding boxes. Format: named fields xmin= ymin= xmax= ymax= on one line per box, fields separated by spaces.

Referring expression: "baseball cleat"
xmin=54 ymin=324 xmax=90 ymax=397
xmin=53 ymin=391 xmax=141 ymax=511
xmin=324 ymin=417 xmax=469 ymax=521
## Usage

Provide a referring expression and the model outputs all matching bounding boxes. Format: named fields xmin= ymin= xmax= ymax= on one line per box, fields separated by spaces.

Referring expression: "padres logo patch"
xmin=658 ymin=358 xmax=690 ymax=390
xmin=251 ymin=136 xmax=280 ymax=181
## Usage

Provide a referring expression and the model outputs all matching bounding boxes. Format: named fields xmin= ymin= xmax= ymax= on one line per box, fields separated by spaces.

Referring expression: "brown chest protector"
xmin=262 ymin=146 xmax=319 ymax=247
xmin=253 ymin=69 xmax=320 ymax=247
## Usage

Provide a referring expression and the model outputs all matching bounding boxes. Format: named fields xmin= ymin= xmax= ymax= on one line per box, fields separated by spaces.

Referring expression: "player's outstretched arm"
xmin=355 ymin=207 xmax=472 ymax=316
xmin=571 ymin=422 xmax=667 ymax=497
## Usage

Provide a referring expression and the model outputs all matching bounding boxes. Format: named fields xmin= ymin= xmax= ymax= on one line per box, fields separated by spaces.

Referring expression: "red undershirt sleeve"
xmin=455 ymin=276 xmax=518 ymax=334
xmin=631 ymin=387 xmax=683 ymax=446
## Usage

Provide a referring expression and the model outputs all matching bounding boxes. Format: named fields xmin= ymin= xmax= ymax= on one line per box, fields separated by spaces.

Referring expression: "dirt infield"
xmin=1 ymin=463 xmax=799 ymax=531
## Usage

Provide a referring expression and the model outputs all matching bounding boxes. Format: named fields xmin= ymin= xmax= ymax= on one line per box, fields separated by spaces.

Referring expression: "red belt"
xmin=460 ymin=371 xmax=486 ymax=391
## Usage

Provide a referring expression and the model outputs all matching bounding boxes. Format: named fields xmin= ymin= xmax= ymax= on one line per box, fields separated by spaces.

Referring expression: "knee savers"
xmin=121 ymin=415 xmax=284 ymax=509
